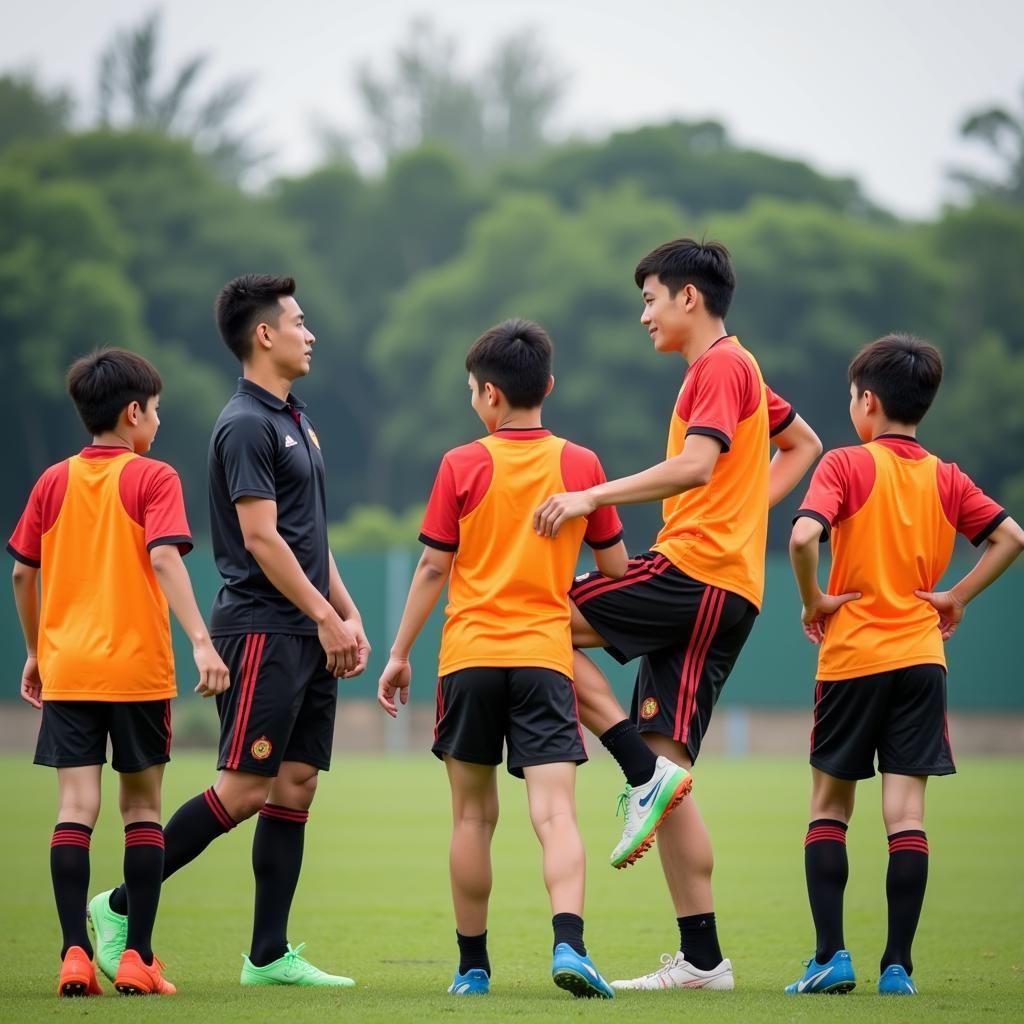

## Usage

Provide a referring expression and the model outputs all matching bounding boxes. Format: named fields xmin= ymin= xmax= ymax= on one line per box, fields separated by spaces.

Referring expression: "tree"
xmin=950 ymin=85 xmax=1024 ymax=204
xmin=97 ymin=9 xmax=257 ymax=178
xmin=344 ymin=19 xmax=563 ymax=165
xmin=0 ymin=74 xmax=71 ymax=153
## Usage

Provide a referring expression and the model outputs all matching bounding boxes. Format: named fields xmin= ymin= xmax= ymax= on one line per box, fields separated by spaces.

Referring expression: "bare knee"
xmin=269 ymin=765 xmax=319 ymax=812
xmin=216 ymin=771 xmax=273 ymax=821
xmin=59 ymin=794 xmax=101 ymax=827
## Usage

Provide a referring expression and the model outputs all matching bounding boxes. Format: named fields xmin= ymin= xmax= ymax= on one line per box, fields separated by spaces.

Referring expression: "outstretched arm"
xmin=789 ymin=516 xmax=860 ymax=643
xmin=769 ymin=414 xmax=822 ymax=508
xmin=915 ymin=517 xmax=1024 ymax=639
xmin=378 ymin=546 xmax=455 ymax=716
xmin=534 ymin=434 xmax=722 ymax=538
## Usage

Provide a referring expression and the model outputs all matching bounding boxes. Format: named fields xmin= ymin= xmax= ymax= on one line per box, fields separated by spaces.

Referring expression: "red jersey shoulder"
xmin=559 ymin=440 xmax=623 ymax=547
xmin=798 ymin=445 xmax=876 ymax=531
xmin=7 ymin=460 xmax=71 ymax=565
xmin=119 ymin=457 xmax=193 ymax=553
xmin=677 ymin=343 xmax=760 ymax=448
xmin=420 ymin=441 xmax=494 ymax=549
xmin=935 ymin=459 xmax=1006 ymax=545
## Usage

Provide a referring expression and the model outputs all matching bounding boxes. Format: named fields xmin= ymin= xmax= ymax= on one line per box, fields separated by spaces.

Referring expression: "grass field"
xmin=1 ymin=752 xmax=1021 ymax=1023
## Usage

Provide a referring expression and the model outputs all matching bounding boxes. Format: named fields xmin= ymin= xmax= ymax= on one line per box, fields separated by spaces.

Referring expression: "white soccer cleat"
xmin=611 ymin=952 xmax=735 ymax=990
xmin=610 ymin=756 xmax=692 ymax=868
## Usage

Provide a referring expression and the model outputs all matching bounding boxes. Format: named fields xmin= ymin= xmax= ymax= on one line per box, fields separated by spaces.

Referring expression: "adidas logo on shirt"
xmin=284 ymin=435 xmax=298 ymax=448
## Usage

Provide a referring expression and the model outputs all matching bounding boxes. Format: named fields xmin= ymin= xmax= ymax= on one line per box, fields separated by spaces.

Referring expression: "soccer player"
xmin=786 ymin=333 xmax=1023 ymax=996
xmin=9 ymin=348 xmax=229 ymax=996
xmin=377 ymin=319 xmax=628 ymax=998
xmin=533 ymin=239 xmax=822 ymax=990
xmin=89 ymin=275 xmax=370 ymax=987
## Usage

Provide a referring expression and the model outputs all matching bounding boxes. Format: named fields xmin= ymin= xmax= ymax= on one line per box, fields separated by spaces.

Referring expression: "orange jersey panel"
xmin=37 ymin=454 xmax=177 ymax=701
xmin=653 ymin=339 xmax=779 ymax=609
xmin=817 ymin=443 xmax=955 ymax=679
xmin=433 ymin=433 xmax=614 ymax=677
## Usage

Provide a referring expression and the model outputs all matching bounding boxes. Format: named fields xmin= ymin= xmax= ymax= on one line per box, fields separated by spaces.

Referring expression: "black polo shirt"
xmin=208 ymin=378 xmax=329 ymax=636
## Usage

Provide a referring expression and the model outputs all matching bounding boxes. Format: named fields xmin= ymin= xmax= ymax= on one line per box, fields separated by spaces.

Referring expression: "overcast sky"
xmin=4 ymin=0 xmax=1021 ymax=217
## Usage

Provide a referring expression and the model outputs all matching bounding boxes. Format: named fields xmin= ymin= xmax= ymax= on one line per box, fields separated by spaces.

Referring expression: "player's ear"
xmin=253 ymin=322 xmax=273 ymax=351
xmin=484 ymin=382 xmax=500 ymax=407
xmin=125 ymin=400 xmax=141 ymax=426
xmin=545 ymin=375 xmax=555 ymax=397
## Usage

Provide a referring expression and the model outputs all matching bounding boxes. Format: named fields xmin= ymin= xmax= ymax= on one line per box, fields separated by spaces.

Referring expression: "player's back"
xmin=422 ymin=428 xmax=619 ymax=678
xmin=8 ymin=448 xmax=183 ymax=700
xmin=812 ymin=435 xmax=1003 ymax=680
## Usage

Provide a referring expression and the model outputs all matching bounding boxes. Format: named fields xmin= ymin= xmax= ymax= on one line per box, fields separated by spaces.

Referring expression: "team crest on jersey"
xmin=640 ymin=697 xmax=659 ymax=720
xmin=307 ymin=428 xmax=321 ymax=449
xmin=251 ymin=736 xmax=273 ymax=760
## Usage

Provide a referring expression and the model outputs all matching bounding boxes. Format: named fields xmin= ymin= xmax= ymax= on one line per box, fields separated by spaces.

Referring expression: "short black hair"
xmin=633 ymin=238 xmax=736 ymax=318
xmin=66 ymin=348 xmax=162 ymax=435
xmin=214 ymin=273 xmax=296 ymax=361
xmin=465 ymin=318 xmax=553 ymax=410
xmin=848 ymin=333 xmax=943 ymax=425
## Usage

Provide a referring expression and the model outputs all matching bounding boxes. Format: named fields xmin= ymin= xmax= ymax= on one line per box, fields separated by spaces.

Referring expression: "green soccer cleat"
xmin=87 ymin=889 xmax=127 ymax=982
xmin=240 ymin=943 xmax=356 ymax=987
xmin=610 ymin=756 xmax=693 ymax=868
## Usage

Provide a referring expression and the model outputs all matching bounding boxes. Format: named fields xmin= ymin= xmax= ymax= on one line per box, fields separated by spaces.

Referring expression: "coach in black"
xmin=99 ymin=274 xmax=369 ymax=988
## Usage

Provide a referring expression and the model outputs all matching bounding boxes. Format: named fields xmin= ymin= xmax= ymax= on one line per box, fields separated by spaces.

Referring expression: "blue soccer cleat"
xmin=551 ymin=943 xmax=614 ymax=999
xmin=784 ymin=949 xmax=856 ymax=994
xmin=878 ymin=964 xmax=917 ymax=995
xmin=447 ymin=967 xmax=490 ymax=995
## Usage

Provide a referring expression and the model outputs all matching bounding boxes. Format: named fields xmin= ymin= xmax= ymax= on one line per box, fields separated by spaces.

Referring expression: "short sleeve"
xmin=766 ymin=385 xmax=796 ymax=436
xmin=939 ymin=463 xmax=1007 ymax=546
xmin=7 ymin=484 xmax=44 ymax=567
xmin=419 ymin=456 xmax=460 ymax=551
xmin=795 ymin=450 xmax=851 ymax=540
xmin=215 ymin=414 xmax=278 ymax=502
xmin=681 ymin=352 xmax=756 ymax=452
xmin=141 ymin=465 xmax=193 ymax=554
xmin=560 ymin=443 xmax=623 ymax=548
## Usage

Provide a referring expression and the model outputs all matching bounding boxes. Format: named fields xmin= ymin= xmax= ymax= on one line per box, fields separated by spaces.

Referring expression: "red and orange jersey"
xmin=652 ymin=336 xmax=794 ymax=609
xmin=7 ymin=446 xmax=192 ymax=701
xmin=420 ymin=428 xmax=623 ymax=678
xmin=797 ymin=434 xmax=1006 ymax=680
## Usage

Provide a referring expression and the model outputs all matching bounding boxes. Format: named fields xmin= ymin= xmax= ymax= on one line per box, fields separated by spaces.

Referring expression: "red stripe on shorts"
xmin=571 ymin=555 xmax=670 ymax=603
xmin=228 ymin=633 xmax=266 ymax=769
xmin=674 ymin=587 xmax=725 ymax=743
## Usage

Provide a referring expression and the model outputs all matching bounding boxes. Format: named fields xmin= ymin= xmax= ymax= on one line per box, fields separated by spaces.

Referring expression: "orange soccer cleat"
xmin=58 ymin=946 xmax=103 ymax=997
xmin=114 ymin=949 xmax=177 ymax=995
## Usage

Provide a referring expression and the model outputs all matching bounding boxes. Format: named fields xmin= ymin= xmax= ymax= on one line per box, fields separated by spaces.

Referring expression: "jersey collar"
xmin=492 ymin=427 xmax=551 ymax=440
xmin=237 ymin=377 xmax=306 ymax=411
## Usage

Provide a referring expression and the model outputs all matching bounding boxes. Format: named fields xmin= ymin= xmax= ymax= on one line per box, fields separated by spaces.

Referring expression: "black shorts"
xmin=432 ymin=667 xmax=587 ymax=779
xmin=571 ymin=552 xmax=757 ymax=764
xmin=810 ymin=664 xmax=956 ymax=780
xmin=34 ymin=699 xmax=172 ymax=773
xmin=214 ymin=633 xmax=337 ymax=777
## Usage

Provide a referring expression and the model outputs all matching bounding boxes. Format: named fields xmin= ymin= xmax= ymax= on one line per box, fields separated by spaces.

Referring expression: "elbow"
xmin=148 ymin=545 xmax=176 ymax=574
xmin=686 ymin=462 xmax=714 ymax=489
xmin=241 ymin=531 xmax=271 ymax=557
xmin=808 ymin=432 xmax=824 ymax=460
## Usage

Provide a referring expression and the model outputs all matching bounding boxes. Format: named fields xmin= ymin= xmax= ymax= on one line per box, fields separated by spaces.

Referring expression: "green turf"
xmin=1 ymin=752 xmax=1021 ymax=1022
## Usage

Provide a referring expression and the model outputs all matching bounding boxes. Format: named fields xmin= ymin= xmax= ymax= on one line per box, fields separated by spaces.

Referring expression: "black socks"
xmin=110 ymin=787 xmax=235 ymax=915
xmin=249 ymin=805 xmax=308 ymax=967
xmin=552 ymin=912 xmax=586 ymax=956
xmin=678 ymin=912 xmax=722 ymax=971
xmin=51 ymin=822 xmax=93 ymax=959
xmin=804 ymin=819 xmax=849 ymax=963
xmin=456 ymin=930 xmax=490 ymax=975
xmin=123 ymin=822 xmax=164 ymax=965
xmin=881 ymin=830 xmax=929 ymax=976
xmin=599 ymin=720 xmax=658 ymax=787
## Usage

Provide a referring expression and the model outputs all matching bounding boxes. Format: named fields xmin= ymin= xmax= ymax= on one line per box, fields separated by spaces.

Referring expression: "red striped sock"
xmin=51 ymin=822 xmax=93 ymax=958
xmin=124 ymin=821 xmax=164 ymax=965
xmin=804 ymin=818 xmax=848 ymax=963
xmin=881 ymin=830 xmax=928 ymax=976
